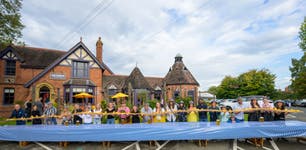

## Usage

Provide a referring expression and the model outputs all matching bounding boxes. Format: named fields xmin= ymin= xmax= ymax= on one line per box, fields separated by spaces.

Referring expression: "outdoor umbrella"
xmin=111 ymin=92 xmax=128 ymax=105
xmin=111 ymin=92 xmax=128 ymax=99
xmin=73 ymin=92 xmax=94 ymax=106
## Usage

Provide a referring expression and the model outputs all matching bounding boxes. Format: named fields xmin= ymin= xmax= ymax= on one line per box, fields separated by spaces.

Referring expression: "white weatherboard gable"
xmin=2 ymin=51 xmax=18 ymax=60
xmin=58 ymin=47 xmax=99 ymax=68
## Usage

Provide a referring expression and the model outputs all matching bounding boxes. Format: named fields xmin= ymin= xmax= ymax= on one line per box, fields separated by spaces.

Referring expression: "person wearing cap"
xmin=141 ymin=103 xmax=153 ymax=123
xmin=166 ymin=99 xmax=177 ymax=122
xmin=43 ymin=102 xmax=57 ymax=125
xmin=274 ymin=100 xmax=287 ymax=121
xmin=261 ymin=98 xmax=273 ymax=121
xmin=208 ymin=100 xmax=220 ymax=122
xmin=233 ymin=97 xmax=248 ymax=122
xmin=197 ymin=99 xmax=208 ymax=122
xmin=177 ymin=101 xmax=187 ymax=122
xmin=187 ymin=101 xmax=198 ymax=122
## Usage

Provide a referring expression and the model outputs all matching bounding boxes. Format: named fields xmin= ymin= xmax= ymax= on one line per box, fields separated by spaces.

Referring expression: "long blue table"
xmin=0 ymin=121 xmax=306 ymax=141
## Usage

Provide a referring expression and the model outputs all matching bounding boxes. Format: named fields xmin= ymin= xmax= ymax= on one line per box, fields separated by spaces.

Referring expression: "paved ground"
xmin=1 ymin=106 xmax=306 ymax=150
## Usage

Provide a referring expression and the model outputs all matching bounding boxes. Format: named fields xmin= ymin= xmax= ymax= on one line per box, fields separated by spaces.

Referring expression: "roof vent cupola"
xmin=175 ymin=53 xmax=183 ymax=62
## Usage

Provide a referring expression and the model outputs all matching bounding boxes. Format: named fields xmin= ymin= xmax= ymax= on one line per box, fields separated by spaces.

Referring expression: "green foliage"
xmin=147 ymin=99 xmax=158 ymax=109
xmin=218 ymin=76 xmax=240 ymax=99
xmin=272 ymin=90 xmax=297 ymax=100
xmin=290 ymin=17 xmax=306 ymax=99
xmin=175 ymin=97 xmax=192 ymax=107
xmin=100 ymin=100 xmax=107 ymax=110
xmin=238 ymin=69 xmax=276 ymax=97
xmin=209 ymin=69 xmax=276 ymax=99
xmin=207 ymin=86 xmax=219 ymax=96
xmin=0 ymin=0 xmax=25 ymax=49
xmin=299 ymin=17 xmax=306 ymax=52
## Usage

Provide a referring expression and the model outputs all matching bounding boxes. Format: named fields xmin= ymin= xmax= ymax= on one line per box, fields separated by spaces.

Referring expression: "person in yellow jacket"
xmin=153 ymin=102 xmax=166 ymax=123
xmin=187 ymin=101 xmax=198 ymax=122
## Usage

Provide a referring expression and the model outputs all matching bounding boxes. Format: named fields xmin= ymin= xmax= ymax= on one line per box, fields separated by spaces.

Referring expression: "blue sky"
xmin=19 ymin=0 xmax=306 ymax=90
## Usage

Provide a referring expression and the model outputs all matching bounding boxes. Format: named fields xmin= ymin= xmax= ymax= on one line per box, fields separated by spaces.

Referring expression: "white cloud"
xmin=20 ymin=0 xmax=306 ymax=91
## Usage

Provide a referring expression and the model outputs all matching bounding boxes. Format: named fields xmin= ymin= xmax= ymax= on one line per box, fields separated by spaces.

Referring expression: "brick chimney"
xmin=96 ymin=37 xmax=103 ymax=63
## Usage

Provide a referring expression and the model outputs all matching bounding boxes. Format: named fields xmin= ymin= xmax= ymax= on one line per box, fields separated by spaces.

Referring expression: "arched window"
xmin=39 ymin=86 xmax=50 ymax=104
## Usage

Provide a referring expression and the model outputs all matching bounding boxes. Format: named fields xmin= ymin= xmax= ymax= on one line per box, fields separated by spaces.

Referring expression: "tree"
xmin=299 ymin=17 xmax=306 ymax=52
xmin=0 ymin=0 xmax=24 ymax=49
xmin=211 ymin=69 xmax=276 ymax=99
xmin=207 ymin=86 xmax=219 ymax=96
xmin=237 ymin=69 xmax=276 ymax=97
xmin=216 ymin=76 xmax=240 ymax=99
xmin=290 ymin=17 xmax=306 ymax=99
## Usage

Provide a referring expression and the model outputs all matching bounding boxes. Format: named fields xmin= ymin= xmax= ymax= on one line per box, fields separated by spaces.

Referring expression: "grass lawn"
xmin=0 ymin=117 xmax=32 ymax=126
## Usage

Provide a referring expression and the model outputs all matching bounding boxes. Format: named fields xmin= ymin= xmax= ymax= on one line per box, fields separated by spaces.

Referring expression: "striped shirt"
xmin=44 ymin=107 xmax=57 ymax=116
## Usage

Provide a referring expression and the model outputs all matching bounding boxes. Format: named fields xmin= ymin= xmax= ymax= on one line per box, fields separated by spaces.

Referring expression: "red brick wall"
xmin=28 ymin=65 xmax=103 ymax=105
xmin=0 ymin=60 xmax=44 ymax=117
xmin=89 ymin=68 xmax=103 ymax=104
xmin=166 ymin=84 xmax=198 ymax=103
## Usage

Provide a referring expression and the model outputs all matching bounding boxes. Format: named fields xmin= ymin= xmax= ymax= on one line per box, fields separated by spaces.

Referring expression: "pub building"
xmin=0 ymin=37 xmax=199 ymax=117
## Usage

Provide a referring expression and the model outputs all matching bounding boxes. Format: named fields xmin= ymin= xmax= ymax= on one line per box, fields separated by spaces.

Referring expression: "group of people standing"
xmin=10 ymin=100 xmax=57 ymax=125
xmin=9 ymin=97 xmax=288 ymax=125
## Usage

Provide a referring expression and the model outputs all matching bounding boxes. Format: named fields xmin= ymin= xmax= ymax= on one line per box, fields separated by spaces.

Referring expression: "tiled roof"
xmin=103 ymin=75 xmax=128 ymax=89
xmin=13 ymin=46 xmax=65 ymax=69
xmin=1 ymin=45 xmax=113 ymax=73
xmin=125 ymin=67 xmax=152 ymax=90
xmin=103 ymin=68 xmax=164 ymax=90
xmin=24 ymin=42 xmax=107 ymax=88
xmin=164 ymin=56 xmax=199 ymax=86
xmin=145 ymin=77 xmax=164 ymax=89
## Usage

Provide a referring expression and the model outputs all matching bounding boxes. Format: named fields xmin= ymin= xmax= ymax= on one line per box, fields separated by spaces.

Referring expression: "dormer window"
xmin=72 ymin=61 xmax=89 ymax=78
xmin=5 ymin=60 xmax=16 ymax=76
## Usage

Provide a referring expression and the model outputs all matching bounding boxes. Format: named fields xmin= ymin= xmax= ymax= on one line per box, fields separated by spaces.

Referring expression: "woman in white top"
xmin=166 ymin=99 xmax=177 ymax=122
xmin=81 ymin=107 xmax=93 ymax=124
xmin=93 ymin=103 xmax=102 ymax=124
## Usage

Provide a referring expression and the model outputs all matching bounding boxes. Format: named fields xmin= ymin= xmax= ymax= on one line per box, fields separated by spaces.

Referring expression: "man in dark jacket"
xmin=10 ymin=104 xmax=26 ymax=125
xmin=197 ymin=99 xmax=208 ymax=122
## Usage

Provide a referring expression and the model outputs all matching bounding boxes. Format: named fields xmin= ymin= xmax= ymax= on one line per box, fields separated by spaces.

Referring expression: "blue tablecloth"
xmin=1 ymin=121 xmax=306 ymax=141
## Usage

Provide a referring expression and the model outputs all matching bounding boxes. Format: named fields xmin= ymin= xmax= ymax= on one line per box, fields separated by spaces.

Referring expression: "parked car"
xmin=292 ymin=100 xmax=306 ymax=107
xmin=300 ymin=99 xmax=306 ymax=107
xmin=220 ymin=96 xmax=273 ymax=109
xmin=220 ymin=99 xmax=237 ymax=108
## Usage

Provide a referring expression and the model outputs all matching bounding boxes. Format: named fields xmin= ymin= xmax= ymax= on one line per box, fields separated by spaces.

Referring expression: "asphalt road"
xmin=1 ymin=106 xmax=306 ymax=150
